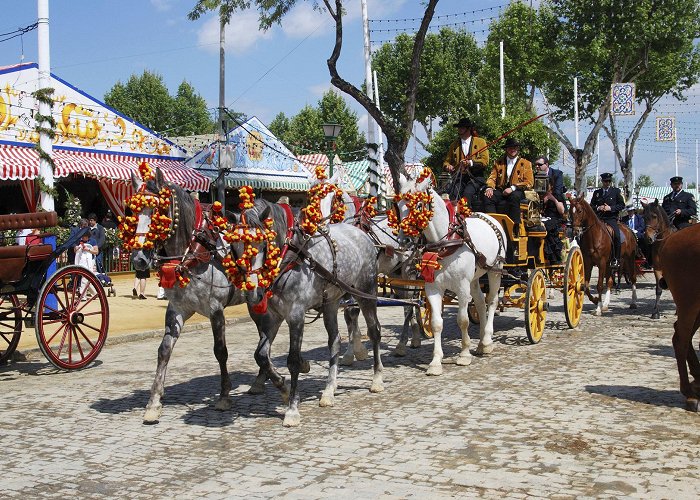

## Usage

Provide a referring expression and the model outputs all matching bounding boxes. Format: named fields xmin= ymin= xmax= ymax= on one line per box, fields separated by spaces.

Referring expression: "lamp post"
xmin=634 ymin=183 xmax=641 ymax=209
xmin=322 ymin=123 xmax=342 ymax=178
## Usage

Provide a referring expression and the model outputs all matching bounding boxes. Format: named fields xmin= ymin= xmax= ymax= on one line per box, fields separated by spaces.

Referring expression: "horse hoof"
xmin=215 ymin=397 xmax=232 ymax=411
xmin=248 ymin=383 xmax=265 ymax=395
xmin=456 ymin=355 xmax=472 ymax=366
xmin=300 ymin=359 xmax=311 ymax=374
xmin=143 ymin=405 xmax=162 ymax=424
xmin=476 ymin=343 xmax=494 ymax=355
xmin=339 ymin=354 xmax=354 ymax=366
xmin=370 ymin=381 xmax=385 ymax=393
xmin=685 ymin=398 xmax=699 ymax=412
xmin=354 ymin=347 xmax=369 ymax=361
xmin=594 ymin=310 xmax=602 ymax=317
xmin=283 ymin=410 xmax=301 ymax=427
xmin=651 ymin=313 xmax=660 ymax=320
xmin=426 ymin=364 xmax=443 ymax=376
xmin=319 ymin=393 xmax=335 ymax=407
xmin=393 ymin=343 xmax=407 ymax=357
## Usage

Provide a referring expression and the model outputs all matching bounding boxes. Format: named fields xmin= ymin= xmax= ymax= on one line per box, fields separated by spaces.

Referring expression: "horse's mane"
xmin=642 ymin=201 xmax=673 ymax=233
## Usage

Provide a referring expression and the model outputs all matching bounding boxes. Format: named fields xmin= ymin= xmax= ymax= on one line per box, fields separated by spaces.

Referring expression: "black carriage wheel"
xmin=0 ymin=294 xmax=22 ymax=365
xmin=467 ymin=300 xmax=480 ymax=325
xmin=35 ymin=265 xmax=109 ymax=370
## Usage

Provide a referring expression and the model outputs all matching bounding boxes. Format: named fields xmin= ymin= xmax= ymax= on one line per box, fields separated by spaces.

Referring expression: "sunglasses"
xmin=535 ymin=162 xmax=546 ymax=166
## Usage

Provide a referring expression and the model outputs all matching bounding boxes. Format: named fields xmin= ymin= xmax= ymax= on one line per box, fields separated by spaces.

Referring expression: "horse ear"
xmin=155 ymin=167 xmax=166 ymax=188
xmin=576 ymin=192 xmax=585 ymax=201
xmin=131 ymin=171 xmax=143 ymax=192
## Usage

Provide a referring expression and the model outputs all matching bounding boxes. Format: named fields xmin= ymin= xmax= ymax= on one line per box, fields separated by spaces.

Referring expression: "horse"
xmin=129 ymin=168 xmax=288 ymax=423
xmin=396 ymin=171 xmax=506 ymax=376
xmin=655 ymin=223 xmax=700 ymax=411
xmin=568 ymin=195 xmax=638 ymax=315
xmin=640 ymin=200 xmax=676 ymax=319
xmin=341 ymin=211 xmax=422 ymax=365
xmin=239 ymin=183 xmax=384 ymax=426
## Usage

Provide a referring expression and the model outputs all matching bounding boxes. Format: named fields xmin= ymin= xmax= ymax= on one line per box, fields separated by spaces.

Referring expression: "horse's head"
xmin=568 ymin=193 xmax=589 ymax=238
xmin=394 ymin=168 xmax=443 ymax=242
xmin=641 ymin=199 xmax=667 ymax=243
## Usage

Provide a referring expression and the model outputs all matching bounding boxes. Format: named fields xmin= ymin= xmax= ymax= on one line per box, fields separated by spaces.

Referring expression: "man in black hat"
xmin=483 ymin=137 xmax=533 ymax=236
xmin=442 ymin=117 xmax=489 ymax=209
xmin=662 ymin=176 xmax=696 ymax=230
xmin=590 ymin=172 xmax=625 ymax=266
xmin=535 ymin=155 xmax=566 ymax=263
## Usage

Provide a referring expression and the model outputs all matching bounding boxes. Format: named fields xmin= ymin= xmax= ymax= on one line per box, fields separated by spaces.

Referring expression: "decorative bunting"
xmin=611 ymin=83 xmax=635 ymax=116
xmin=655 ymin=116 xmax=676 ymax=142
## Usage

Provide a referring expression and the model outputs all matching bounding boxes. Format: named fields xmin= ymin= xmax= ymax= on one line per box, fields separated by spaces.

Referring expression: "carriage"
xmin=377 ymin=180 xmax=585 ymax=345
xmin=0 ymin=211 xmax=109 ymax=369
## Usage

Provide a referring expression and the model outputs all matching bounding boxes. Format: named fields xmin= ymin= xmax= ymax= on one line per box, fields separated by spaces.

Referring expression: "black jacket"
xmin=662 ymin=190 xmax=696 ymax=226
xmin=590 ymin=186 xmax=625 ymax=219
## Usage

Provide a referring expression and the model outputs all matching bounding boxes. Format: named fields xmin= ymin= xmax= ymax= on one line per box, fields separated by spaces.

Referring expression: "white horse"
xmin=397 ymin=173 xmax=506 ymax=376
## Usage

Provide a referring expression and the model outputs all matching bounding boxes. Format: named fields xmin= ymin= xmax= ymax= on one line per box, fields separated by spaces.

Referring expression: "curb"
xmin=19 ymin=314 xmax=254 ymax=361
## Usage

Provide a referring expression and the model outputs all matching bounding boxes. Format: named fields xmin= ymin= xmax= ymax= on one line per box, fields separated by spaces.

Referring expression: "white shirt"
xmin=460 ymin=136 xmax=472 ymax=158
xmin=75 ymin=243 xmax=96 ymax=273
xmin=506 ymin=156 xmax=518 ymax=191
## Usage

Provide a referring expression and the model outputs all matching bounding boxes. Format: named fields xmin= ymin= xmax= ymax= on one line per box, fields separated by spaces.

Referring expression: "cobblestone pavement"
xmin=2 ymin=277 xmax=698 ymax=499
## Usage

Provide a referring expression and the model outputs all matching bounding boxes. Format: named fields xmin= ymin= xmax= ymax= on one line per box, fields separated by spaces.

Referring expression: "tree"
xmin=189 ymin=0 xmax=439 ymax=192
xmin=636 ymin=174 xmax=654 ymax=188
xmin=540 ymin=0 xmax=700 ymax=195
xmin=371 ymin=28 xmax=482 ymax=145
xmin=268 ymin=90 xmax=366 ymax=160
xmin=105 ymin=70 xmax=217 ymax=136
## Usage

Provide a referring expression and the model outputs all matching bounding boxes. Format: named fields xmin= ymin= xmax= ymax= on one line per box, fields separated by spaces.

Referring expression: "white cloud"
xmin=196 ymin=10 xmax=273 ymax=55
xmin=281 ymin=3 xmax=330 ymax=39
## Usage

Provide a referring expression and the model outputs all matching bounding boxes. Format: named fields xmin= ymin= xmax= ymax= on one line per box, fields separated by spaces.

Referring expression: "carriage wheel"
xmin=414 ymin=288 xmax=433 ymax=338
xmin=35 ymin=265 xmax=109 ymax=370
xmin=525 ymin=269 xmax=547 ymax=344
xmin=0 ymin=294 xmax=22 ymax=365
xmin=467 ymin=300 xmax=480 ymax=324
xmin=563 ymin=246 xmax=584 ymax=329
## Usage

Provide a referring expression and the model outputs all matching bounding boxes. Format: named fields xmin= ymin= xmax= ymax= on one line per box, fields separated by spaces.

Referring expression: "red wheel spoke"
xmin=44 ymin=320 xmax=69 ymax=346
xmin=73 ymin=324 xmax=95 ymax=350
xmin=71 ymin=326 xmax=86 ymax=361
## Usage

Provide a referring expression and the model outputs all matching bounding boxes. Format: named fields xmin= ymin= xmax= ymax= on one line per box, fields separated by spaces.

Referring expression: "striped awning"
xmin=0 ymin=144 xmax=210 ymax=191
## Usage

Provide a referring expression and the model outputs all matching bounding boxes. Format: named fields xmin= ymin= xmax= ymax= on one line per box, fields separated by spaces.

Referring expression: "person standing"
xmin=87 ymin=213 xmax=106 ymax=273
xmin=534 ymin=156 xmax=565 ymax=263
xmin=662 ymin=176 xmax=697 ymax=230
xmin=442 ymin=117 xmax=489 ymax=209
xmin=483 ymin=137 xmax=534 ymax=236
xmin=590 ymin=172 xmax=625 ymax=267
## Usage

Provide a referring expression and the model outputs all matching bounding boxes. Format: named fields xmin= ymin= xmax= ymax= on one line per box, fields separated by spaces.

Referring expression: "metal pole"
xmin=373 ymin=70 xmax=385 ymax=206
xmin=674 ymin=126 xmax=678 ymax=177
xmin=362 ymin=0 xmax=379 ymax=200
xmin=574 ymin=77 xmax=579 ymax=149
xmin=217 ymin=15 xmax=226 ymax=212
xmin=499 ymin=41 xmax=505 ymax=118
xmin=696 ymin=138 xmax=698 ymax=191
xmin=595 ymin=130 xmax=599 ymax=187
xmin=37 ymin=0 xmax=54 ymax=211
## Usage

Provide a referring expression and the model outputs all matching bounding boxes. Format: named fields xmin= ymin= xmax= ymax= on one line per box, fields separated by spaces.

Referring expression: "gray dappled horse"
xmin=239 ymin=199 xmax=384 ymax=427
xmin=130 ymin=169 xmax=288 ymax=423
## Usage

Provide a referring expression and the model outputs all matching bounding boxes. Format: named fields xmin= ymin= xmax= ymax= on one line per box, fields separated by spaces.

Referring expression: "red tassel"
xmin=251 ymin=290 xmax=271 ymax=314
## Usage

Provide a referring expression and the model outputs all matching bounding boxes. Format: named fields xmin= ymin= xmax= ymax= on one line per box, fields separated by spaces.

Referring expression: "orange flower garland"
xmin=118 ymin=161 xmax=173 ymax=252
xmin=386 ymin=168 xmax=435 ymax=237
xmin=300 ymin=173 xmax=346 ymax=235
xmin=360 ymin=196 xmax=377 ymax=218
xmin=457 ymin=197 xmax=473 ymax=218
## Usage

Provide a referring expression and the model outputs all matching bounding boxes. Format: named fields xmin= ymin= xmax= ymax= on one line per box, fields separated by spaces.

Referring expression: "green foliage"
xmin=270 ymin=90 xmax=366 ymax=160
xmin=372 ymin=29 xmax=482 ymax=134
xmin=636 ymin=174 xmax=654 ymax=188
xmin=62 ymin=190 xmax=83 ymax=227
xmin=104 ymin=71 xmax=217 ymax=136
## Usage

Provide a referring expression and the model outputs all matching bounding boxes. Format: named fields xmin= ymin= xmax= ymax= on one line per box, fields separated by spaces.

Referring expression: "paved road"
xmin=2 ymin=277 xmax=698 ymax=499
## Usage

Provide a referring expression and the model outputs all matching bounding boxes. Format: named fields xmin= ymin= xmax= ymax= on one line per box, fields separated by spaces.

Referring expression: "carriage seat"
xmin=0 ymin=212 xmax=58 ymax=283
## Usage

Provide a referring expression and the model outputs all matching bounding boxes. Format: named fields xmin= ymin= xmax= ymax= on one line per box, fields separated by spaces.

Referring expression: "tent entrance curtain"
xmin=98 ymin=180 xmax=134 ymax=218
xmin=19 ymin=179 xmax=38 ymax=212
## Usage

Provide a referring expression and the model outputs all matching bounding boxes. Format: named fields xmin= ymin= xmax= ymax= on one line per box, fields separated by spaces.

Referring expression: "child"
xmin=74 ymin=231 xmax=98 ymax=299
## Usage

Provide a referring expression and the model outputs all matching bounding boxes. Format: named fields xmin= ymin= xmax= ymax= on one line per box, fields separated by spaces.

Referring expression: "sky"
xmin=1 ymin=0 xmax=699 ymax=187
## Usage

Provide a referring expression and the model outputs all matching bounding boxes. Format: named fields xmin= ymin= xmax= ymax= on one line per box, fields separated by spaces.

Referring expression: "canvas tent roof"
xmin=188 ymin=117 xmax=310 ymax=192
xmin=0 ymin=63 xmax=209 ymax=192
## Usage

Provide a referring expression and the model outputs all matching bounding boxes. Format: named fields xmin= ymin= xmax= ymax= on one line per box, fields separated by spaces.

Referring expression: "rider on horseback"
xmin=590 ymin=172 xmax=625 ymax=267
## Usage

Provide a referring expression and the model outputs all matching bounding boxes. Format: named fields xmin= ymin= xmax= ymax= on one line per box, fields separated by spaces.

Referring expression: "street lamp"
xmin=322 ymin=122 xmax=342 ymax=177
xmin=634 ymin=183 xmax=641 ymax=209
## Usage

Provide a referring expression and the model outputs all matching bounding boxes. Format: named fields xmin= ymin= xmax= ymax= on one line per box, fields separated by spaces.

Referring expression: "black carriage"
xmin=0 ymin=212 xmax=109 ymax=369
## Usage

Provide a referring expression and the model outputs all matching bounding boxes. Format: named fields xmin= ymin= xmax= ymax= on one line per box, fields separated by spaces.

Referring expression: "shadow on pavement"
xmin=585 ymin=384 xmax=683 ymax=409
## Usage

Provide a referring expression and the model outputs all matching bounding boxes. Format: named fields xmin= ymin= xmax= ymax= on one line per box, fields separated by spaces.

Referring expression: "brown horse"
xmin=656 ymin=223 xmax=700 ymax=411
xmin=640 ymin=200 xmax=676 ymax=319
xmin=569 ymin=195 xmax=638 ymax=315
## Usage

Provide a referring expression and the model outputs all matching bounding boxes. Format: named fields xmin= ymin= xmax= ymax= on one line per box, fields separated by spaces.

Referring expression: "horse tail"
xmin=659 ymin=277 xmax=668 ymax=290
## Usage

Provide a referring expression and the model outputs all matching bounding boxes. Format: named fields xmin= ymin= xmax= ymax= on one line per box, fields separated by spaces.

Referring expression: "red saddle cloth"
xmin=418 ymin=252 xmax=441 ymax=283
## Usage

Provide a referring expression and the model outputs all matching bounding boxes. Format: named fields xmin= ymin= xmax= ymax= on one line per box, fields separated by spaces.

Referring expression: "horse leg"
xmin=394 ymin=303 xmax=417 ymax=357
xmin=455 ymin=289 xmax=473 ymax=366
xmin=249 ymin=312 xmax=283 ymax=394
xmin=425 ymin=291 xmax=445 ymax=376
xmin=358 ymin=296 xmax=384 ymax=393
xmin=143 ymin=306 xmax=192 ymax=424
xmin=602 ymin=273 xmax=612 ymax=312
xmin=583 ymin=263 xmax=599 ymax=306
xmin=672 ymin=312 xmax=699 ymax=411
xmin=210 ymin=308 xmax=232 ymax=411
xmin=651 ymin=270 xmax=663 ymax=319
xmin=340 ymin=305 xmax=367 ymax=365
xmin=476 ymin=272 xmax=501 ymax=355
xmin=320 ymin=301 xmax=342 ymax=407
xmin=628 ymin=257 xmax=638 ymax=310
xmin=283 ymin=311 xmax=305 ymax=427
xmin=252 ymin=313 xmax=289 ymax=405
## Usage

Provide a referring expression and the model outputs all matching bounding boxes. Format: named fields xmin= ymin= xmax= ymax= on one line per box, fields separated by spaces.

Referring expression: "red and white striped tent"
xmin=0 ymin=63 xmax=210 ymax=216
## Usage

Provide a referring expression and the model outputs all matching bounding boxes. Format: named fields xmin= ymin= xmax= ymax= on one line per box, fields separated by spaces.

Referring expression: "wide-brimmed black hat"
xmin=670 ymin=176 xmax=683 ymax=183
xmin=600 ymin=172 xmax=613 ymax=181
xmin=503 ymin=137 xmax=521 ymax=149
xmin=453 ymin=117 xmax=474 ymax=128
